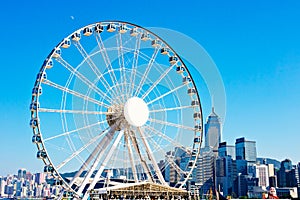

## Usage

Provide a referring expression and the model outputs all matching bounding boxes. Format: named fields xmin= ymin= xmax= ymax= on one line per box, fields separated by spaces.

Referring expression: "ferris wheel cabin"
xmin=37 ymin=150 xmax=47 ymax=159
xmin=83 ymin=27 xmax=93 ymax=36
xmin=118 ymin=24 xmax=127 ymax=34
xmin=52 ymin=47 xmax=61 ymax=58
xmin=32 ymin=134 xmax=42 ymax=144
xmin=30 ymin=102 xmax=40 ymax=111
xmin=160 ymin=47 xmax=169 ymax=55
xmin=107 ymin=24 xmax=116 ymax=32
xmin=30 ymin=118 xmax=39 ymax=128
xmin=130 ymin=27 xmax=138 ymax=36
xmin=44 ymin=165 xmax=54 ymax=173
xmin=141 ymin=33 xmax=150 ymax=41
xmin=61 ymin=38 xmax=71 ymax=48
xmin=94 ymin=23 xmax=104 ymax=33
xmin=71 ymin=32 xmax=81 ymax=41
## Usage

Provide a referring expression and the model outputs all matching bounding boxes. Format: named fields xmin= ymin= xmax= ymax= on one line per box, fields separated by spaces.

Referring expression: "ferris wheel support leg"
xmin=136 ymin=127 xmax=167 ymax=185
xmin=82 ymin=130 xmax=125 ymax=200
xmin=129 ymin=131 xmax=154 ymax=182
xmin=69 ymin=126 xmax=114 ymax=187
xmin=124 ymin=131 xmax=139 ymax=182
xmin=76 ymin=125 xmax=117 ymax=195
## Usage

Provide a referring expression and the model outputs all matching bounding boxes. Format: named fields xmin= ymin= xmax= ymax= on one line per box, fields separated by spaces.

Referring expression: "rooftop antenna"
xmin=212 ymin=94 xmax=215 ymax=113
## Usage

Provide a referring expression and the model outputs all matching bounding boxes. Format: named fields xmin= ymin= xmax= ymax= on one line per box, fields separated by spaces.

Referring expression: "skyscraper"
xmin=204 ymin=106 xmax=221 ymax=155
xmin=235 ymin=137 xmax=257 ymax=163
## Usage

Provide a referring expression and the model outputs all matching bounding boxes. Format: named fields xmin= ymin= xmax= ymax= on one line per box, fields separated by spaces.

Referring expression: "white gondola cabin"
xmin=83 ymin=27 xmax=93 ymax=36
xmin=32 ymin=87 xmax=42 ymax=96
xmin=191 ymin=100 xmax=199 ymax=106
xmin=193 ymin=112 xmax=201 ymax=119
xmin=183 ymin=76 xmax=191 ymax=84
xmin=141 ymin=33 xmax=150 ymax=41
xmin=30 ymin=118 xmax=39 ymax=128
xmin=107 ymin=23 xmax=116 ymax=32
xmin=160 ymin=47 xmax=169 ymax=55
xmin=176 ymin=66 xmax=185 ymax=74
xmin=194 ymin=137 xmax=201 ymax=143
xmin=44 ymin=165 xmax=54 ymax=173
xmin=94 ymin=23 xmax=104 ymax=33
xmin=36 ymin=72 xmax=47 ymax=82
xmin=37 ymin=150 xmax=47 ymax=159
xmin=61 ymin=38 xmax=71 ymax=48
xmin=151 ymin=39 xmax=159 ymax=47
xmin=188 ymin=160 xmax=196 ymax=168
xmin=43 ymin=59 xmax=53 ymax=69
xmin=52 ymin=47 xmax=61 ymax=58
xmin=195 ymin=125 xmax=202 ymax=131
xmin=30 ymin=102 xmax=40 ymax=111
xmin=32 ymin=134 xmax=42 ymax=144
xmin=169 ymin=56 xmax=178 ymax=65
xmin=130 ymin=27 xmax=138 ymax=36
xmin=188 ymin=88 xmax=196 ymax=95
xmin=118 ymin=24 xmax=127 ymax=33
xmin=71 ymin=32 xmax=81 ymax=41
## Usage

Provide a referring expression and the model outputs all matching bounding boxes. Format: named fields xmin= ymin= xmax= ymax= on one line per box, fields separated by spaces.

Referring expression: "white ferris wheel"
xmin=30 ymin=21 xmax=203 ymax=199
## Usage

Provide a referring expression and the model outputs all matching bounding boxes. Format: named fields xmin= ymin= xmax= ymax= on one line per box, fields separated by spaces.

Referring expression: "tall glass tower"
xmin=204 ymin=106 xmax=221 ymax=154
xmin=235 ymin=137 xmax=257 ymax=163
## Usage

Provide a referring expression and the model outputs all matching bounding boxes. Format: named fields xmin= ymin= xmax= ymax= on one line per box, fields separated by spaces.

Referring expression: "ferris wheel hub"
xmin=124 ymin=97 xmax=149 ymax=127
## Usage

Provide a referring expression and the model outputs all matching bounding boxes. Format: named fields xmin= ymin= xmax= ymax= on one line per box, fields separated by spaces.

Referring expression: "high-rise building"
xmin=218 ymin=142 xmax=235 ymax=158
xmin=235 ymin=137 xmax=257 ymax=163
xmin=18 ymin=169 xmax=26 ymax=180
xmin=204 ymin=107 xmax=221 ymax=155
xmin=197 ymin=147 xmax=215 ymax=196
xmin=277 ymin=159 xmax=297 ymax=188
xmin=216 ymin=156 xmax=236 ymax=197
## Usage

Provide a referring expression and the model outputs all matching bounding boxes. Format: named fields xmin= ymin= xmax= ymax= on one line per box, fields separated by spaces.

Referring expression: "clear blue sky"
xmin=1 ymin=0 xmax=300 ymax=176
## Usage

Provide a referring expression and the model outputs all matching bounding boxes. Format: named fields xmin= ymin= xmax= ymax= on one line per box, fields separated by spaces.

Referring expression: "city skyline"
xmin=1 ymin=0 xmax=300 ymax=176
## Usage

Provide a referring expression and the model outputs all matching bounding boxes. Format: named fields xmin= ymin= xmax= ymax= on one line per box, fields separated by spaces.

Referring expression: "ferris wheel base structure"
xmin=89 ymin=182 xmax=189 ymax=200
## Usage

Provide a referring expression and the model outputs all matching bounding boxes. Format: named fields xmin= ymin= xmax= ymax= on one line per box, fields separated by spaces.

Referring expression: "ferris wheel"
xmin=30 ymin=21 xmax=203 ymax=199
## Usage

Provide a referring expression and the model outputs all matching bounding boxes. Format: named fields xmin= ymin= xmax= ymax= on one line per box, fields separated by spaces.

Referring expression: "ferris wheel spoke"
xmin=44 ymin=119 xmax=107 ymax=142
xmin=148 ymin=118 xmax=196 ymax=131
xmin=56 ymin=127 xmax=110 ymax=170
xmin=136 ymin=127 xmax=167 ymax=185
xmin=38 ymin=108 xmax=113 ymax=115
xmin=134 ymin=47 xmax=160 ymax=97
xmin=83 ymin=130 xmax=124 ymax=200
xmin=94 ymin=33 xmax=123 ymax=100
xmin=128 ymin=34 xmax=141 ymax=97
xmin=116 ymin=32 xmax=127 ymax=102
xmin=141 ymin=61 xmax=178 ymax=99
xmin=43 ymin=80 xmax=109 ymax=108
xmin=73 ymin=41 xmax=116 ymax=96
xmin=56 ymin=57 xmax=113 ymax=103
xmin=147 ymin=84 xmax=186 ymax=105
xmin=127 ymin=129 xmax=154 ymax=182
xmin=149 ymin=105 xmax=194 ymax=113
xmin=76 ymin=125 xmax=118 ymax=195
xmin=144 ymin=125 xmax=186 ymax=150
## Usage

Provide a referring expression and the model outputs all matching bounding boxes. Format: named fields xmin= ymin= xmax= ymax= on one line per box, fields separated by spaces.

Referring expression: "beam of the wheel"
xmin=144 ymin=125 xmax=191 ymax=149
xmin=38 ymin=108 xmax=113 ymax=115
xmin=44 ymin=119 xmax=107 ymax=142
xmin=128 ymin=130 xmax=154 ymax=183
xmin=148 ymin=118 xmax=196 ymax=131
xmin=56 ymin=57 xmax=113 ymax=103
xmin=125 ymin=132 xmax=139 ymax=182
xmin=136 ymin=127 xmax=167 ymax=185
xmin=94 ymin=33 xmax=123 ymax=101
xmin=147 ymin=84 xmax=186 ymax=105
xmin=56 ymin=127 xmax=110 ymax=170
xmin=72 ymin=40 xmax=119 ymax=99
xmin=43 ymin=80 xmax=109 ymax=108
xmin=82 ymin=130 xmax=124 ymax=200
xmin=149 ymin=105 xmax=194 ymax=113
xmin=134 ymin=47 xmax=159 ymax=97
xmin=128 ymin=34 xmax=141 ymax=97
xmin=76 ymin=125 xmax=117 ymax=195
xmin=141 ymin=61 xmax=178 ymax=99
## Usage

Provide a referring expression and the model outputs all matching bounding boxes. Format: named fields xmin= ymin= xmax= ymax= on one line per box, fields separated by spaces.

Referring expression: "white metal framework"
xmin=30 ymin=21 xmax=203 ymax=199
